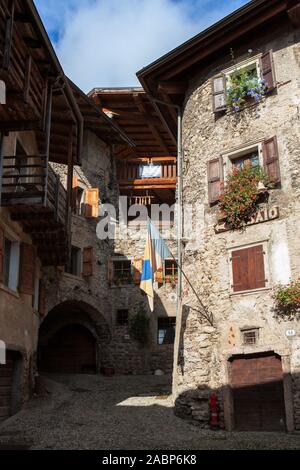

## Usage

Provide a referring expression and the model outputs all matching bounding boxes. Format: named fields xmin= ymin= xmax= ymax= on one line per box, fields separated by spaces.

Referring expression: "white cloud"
xmin=35 ymin=0 xmax=248 ymax=92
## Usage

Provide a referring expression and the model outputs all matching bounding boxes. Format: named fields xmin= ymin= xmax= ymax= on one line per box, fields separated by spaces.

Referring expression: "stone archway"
xmin=38 ymin=300 xmax=111 ymax=374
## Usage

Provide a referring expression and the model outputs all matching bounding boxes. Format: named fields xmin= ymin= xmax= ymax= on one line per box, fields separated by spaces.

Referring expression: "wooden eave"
xmin=0 ymin=0 xmax=83 ymax=164
xmin=89 ymin=88 xmax=177 ymax=161
xmin=137 ymin=0 xmax=300 ymax=138
xmin=69 ymin=80 xmax=134 ymax=147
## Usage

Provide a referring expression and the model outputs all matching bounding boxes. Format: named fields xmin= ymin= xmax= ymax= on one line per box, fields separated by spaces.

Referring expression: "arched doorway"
xmin=39 ymin=324 xmax=96 ymax=374
xmin=38 ymin=301 xmax=111 ymax=375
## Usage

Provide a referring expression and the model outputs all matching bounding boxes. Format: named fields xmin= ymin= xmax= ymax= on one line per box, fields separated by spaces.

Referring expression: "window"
xmin=225 ymin=144 xmax=262 ymax=176
xmin=231 ymin=151 xmax=259 ymax=170
xmin=242 ymin=328 xmax=259 ymax=346
xmin=158 ymin=318 xmax=176 ymax=345
xmin=117 ymin=309 xmax=129 ymax=326
xmin=3 ymin=238 xmax=20 ymax=291
xmin=66 ymin=246 xmax=82 ymax=277
xmin=32 ymin=277 xmax=41 ymax=311
xmin=164 ymin=259 xmax=178 ymax=282
xmin=230 ymin=243 xmax=268 ymax=293
xmin=208 ymin=137 xmax=281 ymax=205
xmin=113 ymin=259 xmax=133 ymax=285
xmin=212 ymin=51 xmax=276 ymax=113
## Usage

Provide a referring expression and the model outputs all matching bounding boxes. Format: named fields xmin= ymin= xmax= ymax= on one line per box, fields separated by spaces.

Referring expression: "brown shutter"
xmin=72 ymin=176 xmax=78 ymax=211
xmin=0 ymin=225 xmax=4 ymax=283
xmin=19 ymin=244 xmax=36 ymax=295
xmin=212 ymin=75 xmax=227 ymax=112
xmin=107 ymin=257 xmax=113 ymax=285
xmin=263 ymin=136 xmax=281 ymax=184
xmin=39 ymin=280 xmax=46 ymax=317
xmin=132 ymin=257 xmax=143 ymax=285
xmin=207 ymin=156 xmax=224 ymax=205
xmin=250 ymin=245 xmax=266 ymax=290
xmin=82 ymin=247 xmax=93 ymax=277
xmin=232 ymin=245 xmax=266 ymax=293
xmin=84 ymin=189 xmax=99 ymax=218
xmin=260 ymin=51 xmax=276 ymax=92
xmin=155 ymin=268 xmax=164 ymax=284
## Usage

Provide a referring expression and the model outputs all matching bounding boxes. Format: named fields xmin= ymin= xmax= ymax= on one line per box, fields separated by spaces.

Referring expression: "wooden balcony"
xmin=117 ymin=158 xmax=177 ymax=190
xmin=0 ymin=155 xmax=69 ymax=266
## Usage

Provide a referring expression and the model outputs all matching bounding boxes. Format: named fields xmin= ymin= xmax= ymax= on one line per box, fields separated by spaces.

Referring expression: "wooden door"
xmin=0 ymin=352 xmax=15 ymax=423
xmin=230 ymin=353 xmax=286 ymax=431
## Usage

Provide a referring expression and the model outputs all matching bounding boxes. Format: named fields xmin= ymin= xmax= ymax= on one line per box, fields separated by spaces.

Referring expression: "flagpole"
xmin=169 ymin=250 xmax=214 ymax=326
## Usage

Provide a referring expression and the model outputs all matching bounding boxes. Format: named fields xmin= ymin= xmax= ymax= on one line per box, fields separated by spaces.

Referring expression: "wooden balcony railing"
xmin=0 ymin=155 xmax=69 ymax=265
xmin=118 ymin=161 xmax=177 ymax=190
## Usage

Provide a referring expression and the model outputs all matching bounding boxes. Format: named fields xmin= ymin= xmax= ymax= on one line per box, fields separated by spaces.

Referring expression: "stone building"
xmin=39 ymin=87 xmax=179 ymax=377
xmin=0 ymin=0 xmax=83 ymax=421
xmin=138 ymin=0 xmax=300 ymax=431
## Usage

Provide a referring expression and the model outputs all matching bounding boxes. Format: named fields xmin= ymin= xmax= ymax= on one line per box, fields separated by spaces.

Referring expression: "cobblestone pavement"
xmin=0 ymin=374 xmax=300 ymax=450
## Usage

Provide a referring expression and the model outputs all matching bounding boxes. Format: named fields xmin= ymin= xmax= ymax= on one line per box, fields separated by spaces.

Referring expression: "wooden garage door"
xmin=230 ymin=353 xmax=286 ymax=431
xmin=40 ymin=324 xmax=96 ymax=374
xmin=0 ymin=352 xmax=15 ymax=423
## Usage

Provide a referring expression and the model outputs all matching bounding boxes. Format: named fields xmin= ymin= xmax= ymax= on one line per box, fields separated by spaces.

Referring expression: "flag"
xmin=140 ymin=219 xmax=172 ymax=311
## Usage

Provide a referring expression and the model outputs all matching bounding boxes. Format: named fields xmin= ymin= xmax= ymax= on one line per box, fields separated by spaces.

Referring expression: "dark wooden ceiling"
xmin=89 ymin=88 xmax=177 ymax=161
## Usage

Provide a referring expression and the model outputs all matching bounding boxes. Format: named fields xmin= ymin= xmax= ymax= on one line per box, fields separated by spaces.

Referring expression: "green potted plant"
xmin=273 ymin=279 xmax=300 ymax=317
xmin=219 ymin=165 xmax=273 ymax=230
xmin=226 ymin=69 xmax=267 ymax=111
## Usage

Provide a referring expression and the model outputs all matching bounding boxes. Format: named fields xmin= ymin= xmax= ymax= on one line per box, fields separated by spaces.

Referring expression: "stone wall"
xmin=174 ymin=22 xmax=300 ymax=430
xmin=45 ymin=129 xmax=177 ymax=375
xmin=0 ymin=131 xmax=43 ymax=408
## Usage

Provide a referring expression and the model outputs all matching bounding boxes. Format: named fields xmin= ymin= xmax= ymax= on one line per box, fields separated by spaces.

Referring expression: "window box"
xmin=212 ymin=51 xmax=276 ymax=114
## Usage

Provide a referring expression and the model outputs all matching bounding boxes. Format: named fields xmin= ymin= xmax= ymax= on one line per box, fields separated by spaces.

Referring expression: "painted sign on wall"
xmin=215 ymin=206 xmax=279 ymax=233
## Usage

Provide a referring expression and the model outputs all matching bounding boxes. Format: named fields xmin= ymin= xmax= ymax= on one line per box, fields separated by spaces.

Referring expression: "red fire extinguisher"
xmin=210 ymin=393 xmax=219 ymax=429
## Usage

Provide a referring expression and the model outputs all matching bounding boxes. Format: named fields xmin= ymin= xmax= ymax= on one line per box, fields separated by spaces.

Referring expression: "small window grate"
xmin=242 ymin=329 xmax=259 ymax=346
xmin=117 ymin=309 xmax=129 ymax=326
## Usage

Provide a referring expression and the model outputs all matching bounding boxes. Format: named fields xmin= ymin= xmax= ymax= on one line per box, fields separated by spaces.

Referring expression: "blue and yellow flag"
xmin=140 ymin=219 xmax=172 ymax=311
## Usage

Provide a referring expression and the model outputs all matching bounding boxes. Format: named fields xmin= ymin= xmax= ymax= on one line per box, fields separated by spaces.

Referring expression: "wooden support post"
xmin=24 ymin=55 xmax=32 ymax=103
xmin=66 ymin=126 xmax=74 ymax=272
xmin=43 ymin=83 xmax=53 ymax=206
xmin=0 ymin=134 xmax=5 ymax=206
xmin=2 ymin=0 xmax=15 ymax=70
xmin=54 ymin=174 xmax=60 ymax=222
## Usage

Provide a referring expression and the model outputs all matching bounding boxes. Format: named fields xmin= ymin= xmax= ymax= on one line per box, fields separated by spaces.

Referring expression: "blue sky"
xmin=35 ymin=0 xmax=249 ymax=92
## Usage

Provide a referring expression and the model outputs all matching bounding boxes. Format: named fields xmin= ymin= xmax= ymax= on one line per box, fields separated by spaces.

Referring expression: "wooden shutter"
xmin=72 ymin=176 xmax=78 ymax=211
xmin=19 ymin=244 xmax=36 ymax=295
xmin=132 ymin=257 xmax=143 ymax=285
xmin=82 ymin=247 xmax=93 ymax=277
xmin=260 ymin=51 xmax=276 ymax=92
xmin=207 ymin=156 xmax=224 ymax=205
xmin=155 ymin=268 xmax=164 ymax=284
xmin=231 ymin=245 xmax=266 ymax=293
xmin=107 ymin=257 xmax=113 ymax=285
xmin=212 ymin=75 xmax=227 ymax=112
xmin=84 ymin=189 xmax=99 ymax=218
xmin=0 ymin=226 xmax=4 ymax=283
xmin=263 ymin=137 xmax=281 ymax=184
xmin=39 ymin=280 xmax=46 ymax=317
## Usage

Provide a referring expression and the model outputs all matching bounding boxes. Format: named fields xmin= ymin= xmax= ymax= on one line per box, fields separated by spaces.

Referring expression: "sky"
xmin=35 ymin=0 xmax=249 ymax=92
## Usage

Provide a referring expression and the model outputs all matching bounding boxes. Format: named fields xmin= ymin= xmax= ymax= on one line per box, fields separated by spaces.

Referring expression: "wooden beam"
xmin=3 ymin=0 xmax=15 ymax=70
xmin=24 ymin=55 xmax=32 ymax=104
xmin=288 ymin=4 xmax=300 ymax=25
xmin=158 ymin=80 xmax=187 ymax=95
xmin=23 ymin=37 xmax=42 ymax=49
